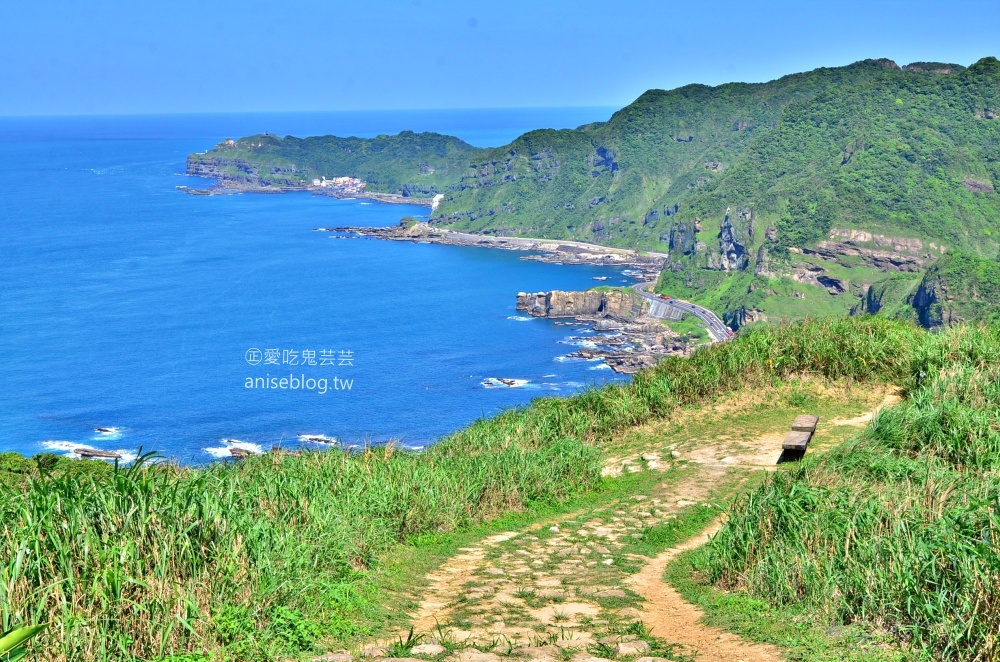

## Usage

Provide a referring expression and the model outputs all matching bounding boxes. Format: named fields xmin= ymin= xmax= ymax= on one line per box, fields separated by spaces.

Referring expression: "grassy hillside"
xmin=2 ymin=317 xmax=919 ymax=661
xmin=706 ymin=323 xmax=1000 ymax=659
xmin=189 ymin=57 xmax=1000 ymax=328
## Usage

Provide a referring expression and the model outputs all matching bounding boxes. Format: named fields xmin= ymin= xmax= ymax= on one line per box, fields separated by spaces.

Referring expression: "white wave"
xmin=559 ymin=338 xmax=598 ymax=348
xmin=507 ymin=315 xmax=533 ymax=322
xmin=482 ymin=377 xmax=529 ymax=388
xmin=297 ymin=433 xmax=338 ymax=444
xmin=543 ymin=374 xmax=557 ymax=378
xmin=588 ymin=363 xmax=613 ymax=370
xmin=40 ymin=440 xmax=137 ymax=463
xmin=204 ymin=438 xmax=265 ymax=458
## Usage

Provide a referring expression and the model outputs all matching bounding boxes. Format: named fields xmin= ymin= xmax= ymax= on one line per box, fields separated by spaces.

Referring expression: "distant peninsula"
xmin=188 ymin=56 xmax=1000 ymax=331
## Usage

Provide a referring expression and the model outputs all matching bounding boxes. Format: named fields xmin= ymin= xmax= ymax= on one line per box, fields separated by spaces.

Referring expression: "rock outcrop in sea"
xmin=516 ymin=289 xmax=692 ymax=373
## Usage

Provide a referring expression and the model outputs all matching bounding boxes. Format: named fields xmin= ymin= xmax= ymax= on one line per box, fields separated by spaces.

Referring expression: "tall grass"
xmin=0 ymin=317 xmax=918 ymax=660
xmin=707 ymin=322 xmax=1000 ymax=660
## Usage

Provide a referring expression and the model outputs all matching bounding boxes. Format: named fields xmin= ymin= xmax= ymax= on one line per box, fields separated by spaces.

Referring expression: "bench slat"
xmin=783 ymin=430 xmax=812 ymax=450
xmin=791 ymin=415 xmax=819 ymax=432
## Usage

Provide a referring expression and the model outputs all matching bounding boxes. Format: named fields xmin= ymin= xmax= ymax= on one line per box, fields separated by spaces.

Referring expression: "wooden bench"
xmin=783 ymin=415 xmax=819 ymax=451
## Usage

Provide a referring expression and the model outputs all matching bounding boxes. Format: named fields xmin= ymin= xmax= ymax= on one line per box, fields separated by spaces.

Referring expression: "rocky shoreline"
xmin=178 ymin=182 xmax=433 ymax=206
xmin=516 ymin=289 xmax=692 ymax=373
xmin=317 ymin=220 xmax=666 ymax=277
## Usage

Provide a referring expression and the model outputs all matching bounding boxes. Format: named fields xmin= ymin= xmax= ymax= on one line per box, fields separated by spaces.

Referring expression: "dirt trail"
xmin=333 ymin=467 xmax=777 ymax=661
xmin=626 ymin=523 xmax=782 ymax=661
xmin=321 ymin=390 xmax=903 ymax=662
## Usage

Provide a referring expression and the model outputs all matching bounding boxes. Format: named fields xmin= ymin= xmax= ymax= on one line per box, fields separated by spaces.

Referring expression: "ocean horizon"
xmin=0 ymin=107 xmax=633 ymax=463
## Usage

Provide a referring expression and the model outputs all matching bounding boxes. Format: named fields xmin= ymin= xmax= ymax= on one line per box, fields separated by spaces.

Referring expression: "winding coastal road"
xmin=633 ymin=282 xmax=732 ymax=343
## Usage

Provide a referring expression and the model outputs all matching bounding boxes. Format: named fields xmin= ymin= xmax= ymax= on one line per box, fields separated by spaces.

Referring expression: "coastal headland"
xmin=179 ymin=180 xmax=435 ymax=207
xmin=316 ymin=220 xmax=666 ymax=279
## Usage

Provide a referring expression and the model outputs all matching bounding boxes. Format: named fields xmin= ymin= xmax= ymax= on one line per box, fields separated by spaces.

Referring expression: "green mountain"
xmin=188 ymin=57 xmax=1000 ymax=328
xmin=187 ymin=130 xmax=481 ymax=197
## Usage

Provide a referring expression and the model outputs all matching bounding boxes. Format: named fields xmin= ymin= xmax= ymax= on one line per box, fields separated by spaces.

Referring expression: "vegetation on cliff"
xmin=187 ymin=131 xmax=480 ymax=197
xmin=910 ymin=251 xmax=1000 ymax=327
xmin=190 ymin=57 xmax=1000 ymax=329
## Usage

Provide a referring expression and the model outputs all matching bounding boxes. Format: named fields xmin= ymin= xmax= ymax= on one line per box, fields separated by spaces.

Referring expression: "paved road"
xmin=633 ymin=282 xmax=732 ymax=343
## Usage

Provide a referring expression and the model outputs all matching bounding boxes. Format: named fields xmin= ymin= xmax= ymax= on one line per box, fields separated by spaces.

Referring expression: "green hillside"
xmin=187 ymin=130 xmax=482 ymax=197
xmin=189 ymin=57 xmax=1000 ymax=328
xmin=706 ymin=323 xmax=1000 ymax=659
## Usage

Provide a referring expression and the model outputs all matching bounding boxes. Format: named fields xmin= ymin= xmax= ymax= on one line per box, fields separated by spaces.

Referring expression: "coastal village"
xmin=310 ymin=175 xmax=367 ymax=194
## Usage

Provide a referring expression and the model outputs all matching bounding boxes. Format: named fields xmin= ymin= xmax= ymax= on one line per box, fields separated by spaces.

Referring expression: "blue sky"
xmin=1 ymin=0 xmax=997 ymax=116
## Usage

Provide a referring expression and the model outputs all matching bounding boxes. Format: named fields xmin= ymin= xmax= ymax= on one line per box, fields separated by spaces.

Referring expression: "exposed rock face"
xmin=963 ymin=178 xmax=995 ymax=193
xmin=910 ymin=277 xmax=953 ymax=328
xmin=792 ymin=266 xmax=849 ymax=294
xmin=668 ymin=222 xmax=697 ymax=255
xmin=725 ymin=307 xmax=767 ymax=329
xmin=590 ymin=146 xmax=619 ymax=176
xmin=803 ymin=228 xmax=942 ymax=272
xmin=515 ymin=290 xmax=693 ymax=373
xmin=516 ymin=289 xmax=644 ymax=320
xmin=754 ymin=245 xmax=772 ymax=277
xmin=828 ymin=229 xmax=926 ymax=253
xmin=186 ymin=155 xmax=292 ymax=188
xmin=708 ymin=210 xmax=749 ymax=271
xmin=904 ymin=62 xmax=963 ymax=74
xmin=851 ymin=276 xmax=919 ymax=317
xmin=854 ymin=283 xmax=884 ymax=315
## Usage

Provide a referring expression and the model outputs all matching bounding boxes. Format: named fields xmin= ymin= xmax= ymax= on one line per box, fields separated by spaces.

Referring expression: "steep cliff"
xmin=850 ymin=274 xmax=921 ymax=318
xmin=909 ymin=252 xmax=1000 ymax=328
xmin=516 ymin=289 xmax=646 ymax=320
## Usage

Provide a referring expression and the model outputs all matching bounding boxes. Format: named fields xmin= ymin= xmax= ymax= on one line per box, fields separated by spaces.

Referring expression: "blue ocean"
xmin=0 ymin=108 xmax=630 ymax=463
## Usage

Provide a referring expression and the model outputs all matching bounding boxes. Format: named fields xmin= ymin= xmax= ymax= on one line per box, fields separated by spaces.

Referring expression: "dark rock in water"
xmin=229 ymin=448 xmax=251 ymax=460
xmin=75 ymin=448 xmax=121 ymax=460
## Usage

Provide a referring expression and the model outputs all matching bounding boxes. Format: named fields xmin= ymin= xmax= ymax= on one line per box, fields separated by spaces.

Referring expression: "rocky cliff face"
xmin=850 ymin=275 xmax=921 ymax=317
xmin=516 ymin=289 xmax=646 ymax=320
xmin=803 ymin=229 xmax=942 ymax=272
xmin=707 ymin=210 xmax=749 ymax=271
xmin=910 ymin=278 xmax=949 ymax=328
xmin=725 ymin=306 xmax=768 ymax=329
xmin=186 ymin=155 xmax=299 ymax=189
